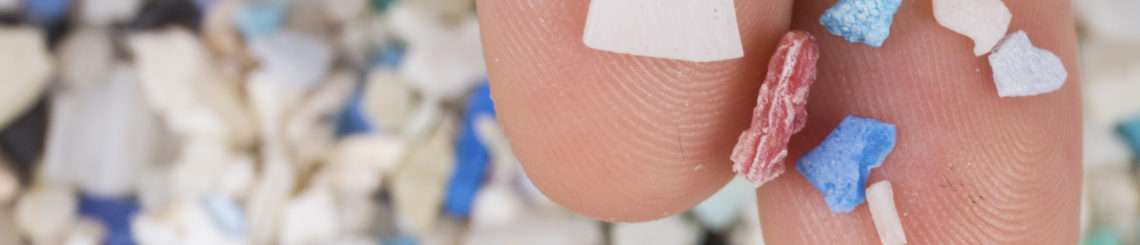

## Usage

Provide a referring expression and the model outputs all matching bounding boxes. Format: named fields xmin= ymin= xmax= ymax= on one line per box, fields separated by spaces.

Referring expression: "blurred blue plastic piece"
xmin=202 ymin=195 xmax=246 ymax=238
xmin=797 ymin=115 xmax=896 ymax=213
xmin=336 ymin=85 xmax=374 ymax=137
xmin=1085 ymin=228 xmax=1120 ymax=245
xmin=444 ymin=81 xmax=496 ymax=218
xmin=1117 ymin=117 xmax=1140 ymax=158
xmin=372 ymin=41 xmax=407 ymax=69
xmin=78 ymin=193 xmax=140 ymax=245
xmin=820 ymin=0 xmax=901 ymax=47
xmin=23 ymin=0 xmax=72 ymax=25
xmin=235 ymin=2 xmax=286 ymax=39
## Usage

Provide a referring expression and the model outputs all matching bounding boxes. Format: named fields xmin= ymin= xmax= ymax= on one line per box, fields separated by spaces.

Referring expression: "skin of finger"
xmin=756 ymin=0 xmax=1081 ymax=244
xmin=476 ymin=0 xmax=792 ymax=222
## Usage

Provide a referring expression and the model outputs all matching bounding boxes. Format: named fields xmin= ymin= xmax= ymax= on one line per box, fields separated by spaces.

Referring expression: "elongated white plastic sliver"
xmin=582 ymin=0 xmax=744 ymax=62
xmin=867 ymin=181 xmax=907 ymax=245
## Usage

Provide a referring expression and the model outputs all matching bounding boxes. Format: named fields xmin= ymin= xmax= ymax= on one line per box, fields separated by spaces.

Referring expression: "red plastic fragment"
xmin=731 ymin=31 xmax=820 ymax=187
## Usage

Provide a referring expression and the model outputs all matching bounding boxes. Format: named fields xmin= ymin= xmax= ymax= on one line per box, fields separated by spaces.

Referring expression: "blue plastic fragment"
xmin=819 ymin=0 xmax=902 ymax=47
xmin=22 ymin=0 xmax=72 ymax=25
xmin=202 ymin=195 xmax=247 ymax=238
xmin=1117 ymin=117 xmax=1140 ymax=158
xmin=335 ymin=83 xmax=375 ymax=137
xmin=372 ymin=41 xmax=407 ymax=69
xmin=78 ymin=193 xmax=141 ymax=245
xmin=796 ymin=115 xmax=896 ymax=213
xmin=443 ymin=81 xmax=496 ymax=218
xmin=235 ymin=2 xmax=286 ymax=39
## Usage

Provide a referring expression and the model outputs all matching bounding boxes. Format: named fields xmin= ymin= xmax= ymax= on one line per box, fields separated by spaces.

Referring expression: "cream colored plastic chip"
xmin=933 ymin=0 xmax=1011 ymax=56
xmin=583 ymin=0 xmax=743 ymax=62
xmin=867 ymin=181 xmax=907 ymax=245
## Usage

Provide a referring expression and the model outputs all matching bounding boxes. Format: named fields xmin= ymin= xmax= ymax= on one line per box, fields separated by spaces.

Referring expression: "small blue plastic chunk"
xmin=819 ymin=0 xmax=902 ymax=47
xmin=23 ymin=0 xmax=72 ymax=25
xmin=444 ymin=81 xmax=496 ymax=218
xmin=78 ymin=193 xmax=141 ymax=245
xmin=1117 ymin=117 xmax=1140 ymax=159
xmin=335 ymin=86 xmax=374 ymax=137
xmin=796 ymin=115 xmax=897 ymax=213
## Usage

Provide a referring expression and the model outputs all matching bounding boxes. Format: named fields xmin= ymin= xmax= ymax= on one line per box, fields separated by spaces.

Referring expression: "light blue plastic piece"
xmin=819 ymin=0 xmax=902 ymax=47
xmin=1117 ymin=117 xmax=1140 ymax=159
xmin=797 ymin=115 xmax=896 ymax=213
xmin=443 ymin=81 xmax=496 ymax=218
xmin=235 ymin=2 xmax=286 ymax=39
xmin=202 ymin=195 xmax=246 ymax=238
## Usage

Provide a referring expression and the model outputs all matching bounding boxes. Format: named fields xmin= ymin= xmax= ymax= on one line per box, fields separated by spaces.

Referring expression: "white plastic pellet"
xmin=866 ymin=181 xmax=907 ymax=245
xmin=0 ymin=27 xmax=53 ymax=130
xmin=582 ymin=0 xmax=743 ymax=62
xmin=933 ymin=0 xmax=1011 ymax=56
xmin=988 ymin=31 xmax=1068 ymax=97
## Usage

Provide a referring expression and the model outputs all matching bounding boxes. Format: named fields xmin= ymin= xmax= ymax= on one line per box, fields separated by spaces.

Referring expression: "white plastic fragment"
xmin=364 ymin=70 xmax=416 ymax=132
xmin=248 ymin=31 xmax=334 ymax=90
xmin=15 ymin=184 xmax=79 ymax=245
xmin=393 ymin=117 xmax=456 ymax=235
xmin=582 ymin=0 xmax=743 ymax=62
xmin=64 ymin=218 xmax=107 ymax=245
xmin=42 ymin=65 xmax=164 ymax=197
xmin=932 ymin=0 xmax=1011 ymax=55
xmin=0 ymin=27 xmax=53 ymax=129
xmin=389 ymin=4 xmax=486 ymax=99
xmin=988 ymin=31 xmax=1068 ymax=97
xmin=280 ymin=187 xmax=341 ymax=245
xmin=58 ymin=28 xmax=115 ymax=89
xmin=866 ymin=181 xmax=907 ymax=245
xmin=612 ymin=216 xmax=702 ymax=245
xmin=78 ymin=0 xmax=144 ymax=26
xmin=325 ymin=135 xmax=406 ymax=195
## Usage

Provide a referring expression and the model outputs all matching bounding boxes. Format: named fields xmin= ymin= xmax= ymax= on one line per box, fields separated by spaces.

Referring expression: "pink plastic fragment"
xmin=731 ymin=31 xmax=820 ymax=187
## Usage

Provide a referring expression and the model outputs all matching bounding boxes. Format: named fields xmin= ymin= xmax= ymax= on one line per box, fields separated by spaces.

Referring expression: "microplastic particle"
xmin=867 ymin=181 xmax=907 ymax=245
xmin=820 ymin=0 xmax=902 ymax=47
xmin=78 ymin=193 xmax=140 ymax=245
xmin=582 ymin=0 xmax=744 ymax=62
xmin=796 ymin=115 xmax=897 ymax=213
xmin=1117 ymin=117 xmax=1140 ymax=158
xmin=932 ymin=0 xmax=1011 ymax=56
xmin=445 ymin=81 xmax=496 ymax=218
xmin=988 ymin=31 xmax=1068 ymax=97
xmin=730 ymin=31 xmax=820 ymax=187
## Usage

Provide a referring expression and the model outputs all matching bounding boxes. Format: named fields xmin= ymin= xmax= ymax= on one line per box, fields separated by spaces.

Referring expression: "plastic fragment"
xmin=23 ymin=0 xmax=72 ymax=24
xmin=731 ymin=31 xmax=820 ymax=187
xmin=932 ymin=0 xmax=1012 ymax=56
xmin=15 ymin=184 xmax=78 ymax=245
xmin=393 ymin=117 xmax=456 ymax=235
xmin=444 ymin=82 xmax=496 ymax=218
xmin=336 ymin=85 xmax=375 ymax=137
xmin=77 ymin=193 xmax=141 ymax=245
xmin=819 ymin=0 xmax=902 ymax=47
xmin=78 ymin=0 xmax=144 ymax=26
xmin=1117 ymin=117 xmax=1140 ymax=158
xmin=988 ymin=31 xmax=1068 ymax=97
xmin=235 ymin=2 xmax=286 ymax=39
xmin=796 ymin=115 xmax=897 ymax=213
xmin=362 ymin=70 xmax=415 ymax=133
xmin=0 ymin=27 xmax=53 ymax=130
xmin=866 ymin=181 xmax=907 ymax=245
xmin=581 ymin=0 xmax=743 ymax=62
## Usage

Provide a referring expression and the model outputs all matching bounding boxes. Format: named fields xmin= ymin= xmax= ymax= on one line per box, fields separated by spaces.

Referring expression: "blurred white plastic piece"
xmin=64 ymin=218 xmax=107 ymax=245
xmin=245 ymin=147 xmax=296 ymax=245
xmin=326 ymin=135 xmax=406 ymax=195
xmin=582 ymin=0 xmax=743 ymax=62
xmin=1088 ymin=165 xmax=1139 ymax=239
xmin=58 ymin=28 xmax=115 ymax=89
xmin=389 ymin=4 xmax=486 ymax=99
xmin=42 ymin=65 xmax=164 ymax=197
xmin=694 ymin=177 xmax=754 ymax=231
xmin=248 ymin=31 xmax=334 ymax=90
xmin=866 ymin=181 xmax=907 ymax=245
xmin=1075 ymin=0 xmax=1140 ymax=42
xmin=464 ymin=212 xmax=604 ymax=245
xmin=988 ymin=31 xmax=1068 ymax=97
xmin=15 ymin=185 xmax=78 ymax=245
xmin=932 ymin=0 xmax=1011 ymax=56
xmin=280 ymin=187 xmax=341 ymax=245
xmin=132 ymin=202 xmax=247 ymax=245
xmin=0 ymin=27 xmax=52 ymax=129
xmin=365 ymin=70 xmax=416 ymax=132
xmin=393 ymin=117 xmax=456 ymax=235
xmin=612 ymin=216 xmax=701 ymax=245
xmin=78 ymin=0 xmax=143 ymax=26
